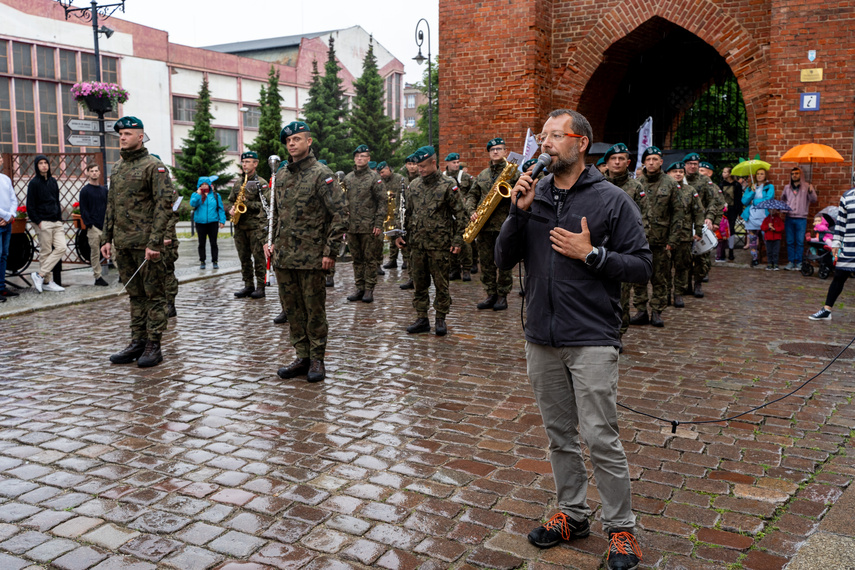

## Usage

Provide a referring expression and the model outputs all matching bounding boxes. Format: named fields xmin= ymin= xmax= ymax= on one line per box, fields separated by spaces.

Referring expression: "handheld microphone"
xmin=530 ymin=153 xmax=552 ymax=179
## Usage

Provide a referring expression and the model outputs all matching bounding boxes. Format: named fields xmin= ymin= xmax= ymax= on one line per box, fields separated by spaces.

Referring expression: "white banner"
xmin=520 ymin=128 xmax=538 ymax=171
xmin=635 ymin=117 xmax=653 ymax=175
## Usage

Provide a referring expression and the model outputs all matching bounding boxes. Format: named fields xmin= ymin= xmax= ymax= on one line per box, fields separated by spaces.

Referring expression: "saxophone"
xmin=230 ymin=172 xmax=249 ymax=225
xmin=463 ymin=158 xmax=519 ymax=243
xmin=382 ymin=180 xmax=396 ymax=237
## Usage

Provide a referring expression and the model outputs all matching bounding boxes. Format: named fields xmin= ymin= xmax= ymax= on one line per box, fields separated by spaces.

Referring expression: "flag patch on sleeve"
xmin=325 ymin=177 xmax=334 ymax=184
xmin=452 ymin=186 xmax=459 ymax=192
xmin=158 ymin=167 xmax=166 ymax=173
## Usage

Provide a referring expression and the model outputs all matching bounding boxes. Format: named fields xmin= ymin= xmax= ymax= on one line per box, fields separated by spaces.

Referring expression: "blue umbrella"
xmin=756 ymin=199 xmax=791 ymax=211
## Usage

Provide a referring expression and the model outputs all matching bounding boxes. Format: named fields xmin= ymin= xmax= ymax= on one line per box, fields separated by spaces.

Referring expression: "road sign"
xmin=799 ymin=92 xmax=820 ymax=112
xmin=67 ymin=134 xmax=103 ymax=146
xmin=66 ymin=119 xmax=117 ymax=132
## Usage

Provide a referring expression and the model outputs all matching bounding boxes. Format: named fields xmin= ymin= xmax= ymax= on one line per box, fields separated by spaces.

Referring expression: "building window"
xmin=215 ymin=128 xmax=239 ymax=152
xmin=80 ymin=53 xmax=98 ymax=81
xmin=12 ymin=42 xmax=33 ymax=76
xmin=36 ymin=46 xmax=55 ymax=79
xmin=243 ymin=106 xmax=261 ymax=130
xmin=15 ymin=79 xmax=36 ymax=153
xmin=173 ymin=96 xmax=196 ymax=122
xmin=0 ymin=41 xmax=8 ymax=74
xmin=102 ymin=56 xmax=117 ymax=84
xmin=59 ymin=50 xmax=76 ymax=81
xmin=405 ymin=117 xmax=416 ymax=128
xmin=0 ymin=78 xmax=12 ymax=153
xmin=395 ymin=74 xmax=401 ymax=123
xmin=39 ymin=82 xmax=59 ymax=154
xmin=406 ymin=94 xmax=416 ymax=109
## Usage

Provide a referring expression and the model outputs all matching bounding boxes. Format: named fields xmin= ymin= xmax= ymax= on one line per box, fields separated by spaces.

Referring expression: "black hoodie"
xmin=26 ymin=155 xmax=62 ymax=226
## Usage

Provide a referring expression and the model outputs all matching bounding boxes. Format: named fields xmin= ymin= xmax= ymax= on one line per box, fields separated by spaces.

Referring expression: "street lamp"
xmin=413 ymin=18 xmax=433 ymax=150
xmin=56 ymin=1 xmax=125 ymax=174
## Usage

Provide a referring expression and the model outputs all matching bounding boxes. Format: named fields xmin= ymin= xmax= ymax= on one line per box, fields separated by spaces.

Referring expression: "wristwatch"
xmin=585 ymin=247 xmax=599 ymax=266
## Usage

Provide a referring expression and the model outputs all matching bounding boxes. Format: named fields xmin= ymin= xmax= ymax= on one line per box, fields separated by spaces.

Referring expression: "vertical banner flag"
xmin=635 ymin=117 xmax=653 ymax=176
xmin=520 ymin=128 xmax=538 ymax=172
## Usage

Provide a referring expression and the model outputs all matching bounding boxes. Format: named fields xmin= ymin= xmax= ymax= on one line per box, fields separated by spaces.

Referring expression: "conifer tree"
xmin=173 ymin=77 xmax=233 ymax=197
xmin=247 ymin=66 xmax=287 ymax=181
xmin=396 ymin=57 xmax=439 ymax=163
xmin=300 ymin=36 xmax=351 ymax=172
xmin=349 ymin=37 xmax=399 ymax=165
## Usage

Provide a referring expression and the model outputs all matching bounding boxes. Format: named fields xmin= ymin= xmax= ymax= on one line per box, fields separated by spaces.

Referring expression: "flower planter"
xmin=83 ymin=94 xmax=113 ymax=114
xmin=12 ymin=218 xmax=27 ymax=234
xmin=72 ymin=213 xmax=86 ymax=230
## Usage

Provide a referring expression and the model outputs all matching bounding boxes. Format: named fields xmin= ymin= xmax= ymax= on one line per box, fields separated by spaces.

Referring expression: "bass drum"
xmin=6 ymin=231 xmax=35 ymax=276
xmin=75 ymin=228 xmax=91 ymax=264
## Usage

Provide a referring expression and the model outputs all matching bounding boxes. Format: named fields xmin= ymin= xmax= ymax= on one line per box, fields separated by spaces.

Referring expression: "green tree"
xmin=396 ymin=57 xmax=439 ymax=163
xmin=247 ymin=65 xmax=287 ymax=181
xmin=349 ymin=37 xmax=400 ymax=166
xmin=301 ymin=36 xmax=351 ymax=171
xmin=172 ymin=77 xmax=233 ymax=197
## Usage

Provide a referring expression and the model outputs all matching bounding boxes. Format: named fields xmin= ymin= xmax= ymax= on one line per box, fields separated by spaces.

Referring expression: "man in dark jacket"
xmin=27 ymin=155 xmax=67 ymax=293
xmin=79 ymin=163 xmax=109 ymax=286
xmin=496 ymin=109 xmax=651 ymax=570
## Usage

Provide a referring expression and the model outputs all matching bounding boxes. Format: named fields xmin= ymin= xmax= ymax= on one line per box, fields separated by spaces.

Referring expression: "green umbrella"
xmin=731 ymin=159 xmax=771 ymax=177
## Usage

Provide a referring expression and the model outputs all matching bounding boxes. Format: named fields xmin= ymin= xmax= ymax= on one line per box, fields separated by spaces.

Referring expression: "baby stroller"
xmin=801 ymin=212 xmax=835 ymax=279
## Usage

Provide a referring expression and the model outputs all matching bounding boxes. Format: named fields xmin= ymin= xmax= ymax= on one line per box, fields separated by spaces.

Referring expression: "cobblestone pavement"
xmin=1 ymin=258 xmax=854 ymax=569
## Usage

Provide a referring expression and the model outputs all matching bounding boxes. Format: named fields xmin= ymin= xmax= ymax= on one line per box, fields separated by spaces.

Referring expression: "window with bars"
xmin=37 ymin=46 xmax=55 ymax=79
xmin=243 ymin=106 xmax=261 ymax=129
xmin=59 ymin=50 xmax=76 ymax=81
xmin=39 ymin=82 xmax=59 ymax=154
xmin=12 ymin=43 xmax=32 ymax=76
xmin=215 ymin=128 xmax=239 ymax=152
xmin=0 ymin=42 xmax=8 ymax=74
xmin=80 ymin=53 xmax=97 ymax=82
xmin=15 ymin=79 xmax=36 ymax=153
xmin=173 ymin=96 xmax=196 ymax=122
xmin=0 ymin=77 xmax=11 ymax=153
xmin=102 ymin=56 xmax=117 ymax=83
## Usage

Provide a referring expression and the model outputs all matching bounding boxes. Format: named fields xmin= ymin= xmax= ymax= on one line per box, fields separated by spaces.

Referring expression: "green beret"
xmin=666 ymin=161 xmax=685 ymax=172
xmin=486 ymin=138 xmax=505 ymax=150
xmin=353 ymin=144 xmax=370 ymax=156
xmin=405 ymin=154 xmax=417 ymax=164
xmin=699 ymin=161 xmax=714 ymax=170
xmin=603 ymin=143 xmax=630 ymax=161
xmin=241 ymin=151 xmax=259 ymax=161
xmin=522 ymin=158 xmax=538 ymax=172
xmin=318 ymin=159 xmax=328 ymax=165
xmin=641 ymin=146 xmax=663 ymax=161
xmin=368 ymin=161 xmax=377 ymax=170
xmin=412 ymin=146 xmax=436 ymax=163
xmin=279 ymin=121 xmax=310 ymax=142
xmin=114 ymin=116 xmax=144 ymax=132
xmin=445 ymin=153 xmax=460 ymax=162
xmin=596 ymin=156 xmax=606 ymax=166
xmin=376 ymin=161 xmax=388 ymax=171
xmin=682 ymin=152 xmax=701 ymax=163
xmin=150 ymin=154 xmax=161 ymax=161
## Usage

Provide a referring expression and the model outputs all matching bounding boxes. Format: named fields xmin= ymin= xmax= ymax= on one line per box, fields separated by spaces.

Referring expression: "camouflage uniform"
xmin=467 ymin=162 xmax=520 ymax=296
xmin=103 ymin=147 xmax=175 ymax=342
xmin=607 ymin=170 xmax=648 ymax=334
xmin=685 ymin=172 xmax=724 ymax=284
xmin=636 ymin=169 xmax=680 ymax=313
xmin=381 ymin=171 xmax=407 ymax=264
xmin=164 ymin=204 xmax=179 ymax=305
xmin=404 ymin=170 xmax=468 ymax=318
xmin=343 ymin=166 xmax=385 ymax=291
xmin=228 ymin=173 xmax=269 ymax=289
xmin=670 ymin=181 xmax=704 ymax=296
xmin=272 ymin=152 xmax=347 ymax=360
xmin=445 ymin=168 xmax=475 ymax=274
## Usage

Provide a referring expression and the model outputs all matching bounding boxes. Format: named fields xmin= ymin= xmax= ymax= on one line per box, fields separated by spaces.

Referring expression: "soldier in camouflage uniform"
xmin=100 ymin=116 xmax=175 ymax=368
xmin=630 ymin=146 xmax=680 ymax=328
xmin=683 ymin=155 xmax=724 ymax=297
xmin=265 ymin=121 xmax=347 ymax=383
xmin=467 ymin=137 xmax=520 ymax=311
xmin=666 ymin=161 xmax=704 ymax=308
xmin=229 ymin=151 xmax=270 ymax=300
xmin=444 ymin=153 xmax=475 ymax=282
xmin=343 ymin=145 xmax=385 ymax=303
xmin=398 ymin=158 xmax=420 ymax=290
xmin=379 ymin=162 xmax=405 ymax=269
xmin=395 ymin=146 xmax=468 ymax=336
xmin=602 ymin=144 xmax=648 ymax=337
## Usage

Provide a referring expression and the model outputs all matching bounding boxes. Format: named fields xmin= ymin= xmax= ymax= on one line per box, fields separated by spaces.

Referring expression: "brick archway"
xmin=553 ymin=0 xmax=769 ymax=155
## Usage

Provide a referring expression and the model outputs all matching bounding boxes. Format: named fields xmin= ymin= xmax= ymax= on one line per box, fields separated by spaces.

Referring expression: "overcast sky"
xmin=110 ymin=0 xmax=439 ymax=83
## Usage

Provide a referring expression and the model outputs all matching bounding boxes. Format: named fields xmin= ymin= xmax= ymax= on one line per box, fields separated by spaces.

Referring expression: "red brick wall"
xmin=440 ymin=0 xmax=854 ymax=209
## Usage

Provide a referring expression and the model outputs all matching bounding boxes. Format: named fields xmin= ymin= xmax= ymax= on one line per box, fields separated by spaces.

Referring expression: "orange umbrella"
xmin=780 ymin=143 xmax=844 ymax=164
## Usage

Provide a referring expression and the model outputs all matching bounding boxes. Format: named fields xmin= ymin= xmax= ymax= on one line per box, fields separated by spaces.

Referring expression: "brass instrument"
xmin=383 ymin=178 xmax=406 ymax=239
xmin=462 ymin=157 xmax=518 ymax=243
xmin=230 ymin=171 xmax=249 ymax=225
xmin=382 ymin=182 xmax=396 ymax=237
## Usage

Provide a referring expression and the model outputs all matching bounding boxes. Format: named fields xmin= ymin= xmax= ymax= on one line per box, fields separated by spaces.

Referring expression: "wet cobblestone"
xmin=1 ymin=259 xmax=854 ymax=568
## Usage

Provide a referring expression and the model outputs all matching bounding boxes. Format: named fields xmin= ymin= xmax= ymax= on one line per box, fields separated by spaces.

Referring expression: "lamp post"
xmin=56 ymin=1 xmax=125 ymax=175
xmin=413 ymin=19 xmax=433 ymax=150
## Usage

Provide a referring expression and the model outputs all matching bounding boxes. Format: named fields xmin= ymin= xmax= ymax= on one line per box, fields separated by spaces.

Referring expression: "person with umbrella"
xmin=780 ymin=166 xmax=818 ymax=270
xmin=740 ymin=167 xmax=775 ymax=266
xmin=809 ymin=188 xmax=855 ymax=321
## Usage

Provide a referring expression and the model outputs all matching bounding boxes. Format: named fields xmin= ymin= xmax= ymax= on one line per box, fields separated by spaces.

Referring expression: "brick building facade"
xmin=439 ymin=0 xmax=855 ymax=209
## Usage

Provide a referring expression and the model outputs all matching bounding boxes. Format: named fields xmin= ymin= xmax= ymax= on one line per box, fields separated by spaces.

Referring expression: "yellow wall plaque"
xmin=800 ymin=68 xmax=823 ymax=82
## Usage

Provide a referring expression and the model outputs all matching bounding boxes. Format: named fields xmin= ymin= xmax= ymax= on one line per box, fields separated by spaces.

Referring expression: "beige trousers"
xmin=37 ymin=221 xmax=67 ymax=281
xmin=87 ymin=226 xmax=103 ymax=279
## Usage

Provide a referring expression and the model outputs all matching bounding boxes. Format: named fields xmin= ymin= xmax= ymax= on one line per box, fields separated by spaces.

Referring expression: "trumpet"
xmin=462 ymin=157 xmax=518 ymax=243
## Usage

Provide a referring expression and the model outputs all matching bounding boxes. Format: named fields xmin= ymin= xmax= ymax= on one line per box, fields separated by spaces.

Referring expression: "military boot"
xmin=407 ymin=317 xmax=430 ymax=334
xmin=347 ymin=290 xmax=365 ymax=302
xmin=674 ymin=295 xmax=685 ymax=308
xmin=110 ymin=339 xmax=147 ymax=364
xmin=449 ymin=268 xmax=461 ymax=281
xmin=461 ymin=270 xmax=471 ymax=281
xmin=307 ymin=360 xmax=326 ymax=383
xmin=382 ymin=259 xmax=398 ymax=269
xmin=377 ymin=267 xmax=386 ymax=276
xmin=234 ymin=285 xmax=254 ymax=298
xmin=166 ymin=303 xmax=177 ymax=318
xmin=278 ymin=358 xmax=310 ymax=379
xmin=362 ymin=289 xmax=374 ymax=303
xmin=137 ymin=341 xmax=163 ymax=368
xmin=400 ymin=279 xmax=414 ymax=290
xmin=250 ymin=287 xmax=265 ymax=299
xmin=435 ymin=317 xmax=447 ymax=336
xmin=693 ymin=282 xmax=704 ymax=298
xmin=470 ymin=264 xmax=479 ymax=274
xmin=629 ymin=311 xmax=649 ymax=326
xmin=273 ymin=311 xmax=288 ymax=324
xmin=326 ymin=275 xmax=335 ymax=287
xmin=650 ymin=311 xmax=665 ymax=327
xmin=477 ymin=294 xmax=498 ymax=310
xmin=493 ymin=296 xmax=508 ymax=311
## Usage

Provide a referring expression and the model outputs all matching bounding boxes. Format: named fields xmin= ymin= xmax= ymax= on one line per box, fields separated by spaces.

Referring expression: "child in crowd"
xmin=715 ymin=206 xmax=730 ymax=262
xmin=762 ymin=208 xmax=785 ymax=270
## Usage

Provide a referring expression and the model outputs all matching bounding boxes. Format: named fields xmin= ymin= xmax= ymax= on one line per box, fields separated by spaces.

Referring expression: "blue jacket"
xmin=190 ymin=191 xmax=226 ymax=224
xmin=741 ymin=183 xmax=775 ymax=222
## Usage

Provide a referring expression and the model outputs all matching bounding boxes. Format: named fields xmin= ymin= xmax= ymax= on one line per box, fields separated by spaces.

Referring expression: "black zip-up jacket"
xmin=496 ymin=165 xmax=652 ymax=348
xmin=26 ymin=155 xmax=62 ymax=226
xmin=79 ymin=183 xmax=109 ymax=230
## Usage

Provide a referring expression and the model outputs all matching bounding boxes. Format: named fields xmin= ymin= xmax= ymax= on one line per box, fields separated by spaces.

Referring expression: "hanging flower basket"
xmin=70 ymin=82 xmax=130 ymax=114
